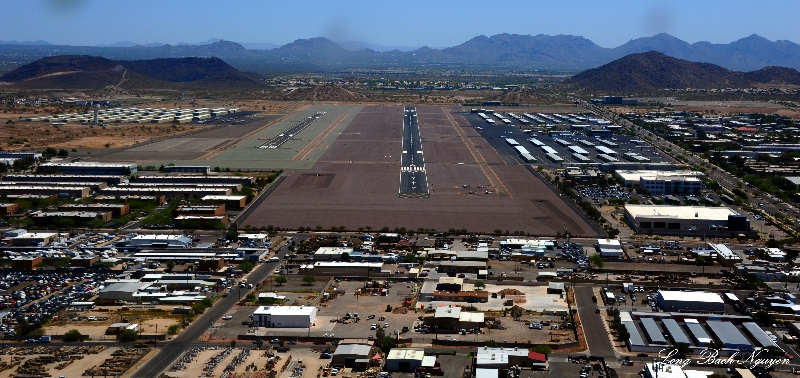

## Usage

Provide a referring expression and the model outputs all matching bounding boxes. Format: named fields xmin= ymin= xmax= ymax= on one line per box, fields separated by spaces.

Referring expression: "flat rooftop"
xmin=626 ymin=205 xmax=738 ymax=221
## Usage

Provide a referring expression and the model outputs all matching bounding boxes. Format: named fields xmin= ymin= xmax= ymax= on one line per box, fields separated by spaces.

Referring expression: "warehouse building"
xmin=597 ymin=238 xmax=624 ymax=258
xmin=311 ymin=262 xmax=384 ymax=277
xmin=657 ymin=290 xmax=724 ymax=312
xmin=252 ymin=306 xmax=317 ymax=328
xmin=708 ymin=243 xmax=743 ymax=267
xmin=706 ymin=321 xmax=752 ymax=351
xmin=475 ymin=347 xmax=545 ymax=369
xmin=685 ymin=319 xmax=713 ymax=347
xmin=313 ymin=246 xmax=354 ymax=261
xmin=99 ymin=282 xmax=153 ymax=302
xmin=332 ymin=343 xmax=374 ymax=368
xmin=125 ymin=234 xmax=193 ymax=248
xmin=38 ymin=162 xmax=137 ymax=175
xmin=624 ymin=205 xmax=750 ymax=234
xmin=385 ymin=349 xmax=426 ymax=372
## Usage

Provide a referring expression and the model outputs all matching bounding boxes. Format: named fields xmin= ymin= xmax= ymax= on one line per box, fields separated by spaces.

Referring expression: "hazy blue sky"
xmin=3 ymin=0 xmax=799 ymax=48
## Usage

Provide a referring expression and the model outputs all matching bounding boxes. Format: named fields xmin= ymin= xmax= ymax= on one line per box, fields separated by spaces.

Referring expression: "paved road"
xmin=131 ymin=254 xmax=286 ymax=378
xmin=400 ymin=106 xmax=429 ymax=198
xmin=575 ymin=285 xmax=616 ymax=359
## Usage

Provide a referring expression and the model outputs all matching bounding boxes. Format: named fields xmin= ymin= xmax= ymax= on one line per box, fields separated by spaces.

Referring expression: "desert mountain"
xmin=563 ymin=51 xmax=800 ymax=93
xmin=2 ymin=33 xmax=799 ymax=72
xmin=0 ymin=55 xmax=263 ymax=90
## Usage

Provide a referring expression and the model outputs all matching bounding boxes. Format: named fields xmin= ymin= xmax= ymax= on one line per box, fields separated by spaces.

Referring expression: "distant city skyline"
xmin=2 ymin=0 xmax=799 ymax=48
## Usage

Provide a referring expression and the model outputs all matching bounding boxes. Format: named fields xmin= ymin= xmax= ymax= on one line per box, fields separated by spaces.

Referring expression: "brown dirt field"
xmin=239 ymin=105 xmax=598 ymax=236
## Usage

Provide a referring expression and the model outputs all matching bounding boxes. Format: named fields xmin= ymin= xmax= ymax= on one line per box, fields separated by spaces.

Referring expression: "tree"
xmin=63 ymin=329 xmax=83 ymax=342
xmin=167 ymin=324 xmax=181 ymax=335
xmin=166 ymin=260 xmax=175 ymax=272
xmin=588 ymin=254 xmax=604 ymax=269
xmin=380 ymin=336 xmax=396 ymax=353
xmin=667 ymin=342 xmax=691 ymax=357
xmin=375 ymin=326 xmax=385 ymax=341
xmin=57 ymin=149 xmax=69 ymax=157
xmin=275 ymin=276 xmax=288 ymax=286
xmin=340 ymin=252 xmax=350 ymax=262
xmin=238 ymin=262 xmax=255 ymax=273
xmin=474 ymin=281 xmax=486 ymax=290
xmin=256 ymin=339 xmax=264 ymax=349
xmin=231 ymin=339 xmax=237 ymax=348
xmin=120 ymin=329 xmax=138 ymax=342
xmin=302 ymin=275 xmax=317 ymax=285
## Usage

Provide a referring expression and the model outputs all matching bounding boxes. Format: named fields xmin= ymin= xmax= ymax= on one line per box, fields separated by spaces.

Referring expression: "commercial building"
xmin=639 ymin=175 xmax=703 ymax=195
xmin=0 ymin=185 xmax=91 ymax=198
xmin=31 ymin=211 xmax=112 ymax=225
xmin=252 ymin=306 xmax=317 ymax=328
xmin=475 ymin=347 xmax=544 ymax=369
xmin=175 ymin=205 xmax=226 ymax=216
xmin=313 ymin=247 xmax=354 ymax=261
xmin=163 ymin=166 xmax=210 ymax=174
xmin=59 ymin=203 xmax=130 ymax=217
xmin=174 ymin=215 xmax=228 ymax=228
xmin=38 ymin=162 xmax=137 ymax=175
xmin=10 ymin=232 xmax=58 ymax=246
xmin=4 ymin=174 xmax=126 ymax=185
xmin=201 ymin=195 xmax=247 ymax=209
xmin=614 ymin=170 xmax=703 ymax=187
xmin=125 ymin=234 xmax=193 ymax=248
xmin=0 ymin=203 xmax=20 ymax=216
xmin=656 ymin=290 xmax=724 ymax=312
xmin=311 ymin=262 xmax=384 ymax=277
xmin=624 ymin=205 xmax=749 ymax=234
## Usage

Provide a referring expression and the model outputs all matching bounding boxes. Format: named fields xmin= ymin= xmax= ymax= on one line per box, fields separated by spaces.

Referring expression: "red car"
xmin=457 ymin=274 xmax=466 ymax=278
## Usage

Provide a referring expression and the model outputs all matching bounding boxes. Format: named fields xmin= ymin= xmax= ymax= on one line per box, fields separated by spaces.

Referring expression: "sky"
xmin=2 ymin=0 xmax=799 ymax=48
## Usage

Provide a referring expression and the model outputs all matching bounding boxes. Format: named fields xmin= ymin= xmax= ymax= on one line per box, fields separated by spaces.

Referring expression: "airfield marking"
xmin=291 ymin=112 xmax=349 ymax=161
xmin=443 ymin=108 xmax=510 ymax=197
xmin=198 ymin=104 xmax=310 ymax=160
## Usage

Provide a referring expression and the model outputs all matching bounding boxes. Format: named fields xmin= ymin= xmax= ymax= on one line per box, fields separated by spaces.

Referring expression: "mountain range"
xmin=2 ymin=33 xmax=799 ymax=72
xmin=0 ymin=55 xmax=264 ymax=90
xmin=563 ymin=51 xmax=800 ymax=93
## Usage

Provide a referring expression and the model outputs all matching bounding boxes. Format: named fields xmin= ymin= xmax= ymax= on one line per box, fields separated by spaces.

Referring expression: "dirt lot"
xmin=43 ymin=306 xmax=183 ymax=341
xmin=0 ymin=345 xmax=149 ymax=378
xmin=240 ymin=105 xmax=598 ymax=236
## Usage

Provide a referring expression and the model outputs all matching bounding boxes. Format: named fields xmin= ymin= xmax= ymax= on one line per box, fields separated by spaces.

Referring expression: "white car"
xmin=331 ymin=369 xmax=339 ymax=376
xmin=223 ymin=315 xmax=233 ymax=320
xmin=370 ymin=324 xmax=377 ymax=330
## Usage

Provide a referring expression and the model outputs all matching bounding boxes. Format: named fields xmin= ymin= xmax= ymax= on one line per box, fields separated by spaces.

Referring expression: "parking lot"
xmin=462 ymin=112 xmax=673 ymax=169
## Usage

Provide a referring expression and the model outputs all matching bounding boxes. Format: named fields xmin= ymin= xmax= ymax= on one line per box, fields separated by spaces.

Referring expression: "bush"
xmin=120 ymin=329 xmax=138 ymax=342
xmin=63 ymin=329 xmax=83 ymax=342
xmin=167 ymin=324 xmax=181 ymax=334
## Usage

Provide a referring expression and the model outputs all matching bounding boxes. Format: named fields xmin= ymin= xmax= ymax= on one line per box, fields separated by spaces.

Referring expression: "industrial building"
xmin=475 ymin=347 xmax=545 ymax=369
xmin=707 ymin=243 xmax=743 ymax=267
xmin=38 ymin=162 xmax=137 ymax=175
xmin=624 ymin=205 xmax=749 ymax=234
xmin=251 ymin=305 xmax=317 ymax=328
xmin=332 ymin=343 xmax=374 ymax=368
xmin=313 ymin=247 xmax=354 ymax=261
xmin=656 ymin=290 xmax=725 ymax=312
xmin=311 ymin=262 xmax=385 ymax=277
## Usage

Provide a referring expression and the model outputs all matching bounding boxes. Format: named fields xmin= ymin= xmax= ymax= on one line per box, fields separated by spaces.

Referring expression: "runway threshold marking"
xmin=198 ymin=104 xmax=311 ymax=160
xmin=291 ymin=112 xmax=349 ymax=161
xmin=442 ymin=108 xmax=511 ymax=197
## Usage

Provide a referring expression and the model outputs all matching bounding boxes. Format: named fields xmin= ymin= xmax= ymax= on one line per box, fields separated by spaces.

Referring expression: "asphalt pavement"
xmin=400 ymin=106 xmax=429 ymax=198
xmin=575 ymin=285 xmax=616 ymax=359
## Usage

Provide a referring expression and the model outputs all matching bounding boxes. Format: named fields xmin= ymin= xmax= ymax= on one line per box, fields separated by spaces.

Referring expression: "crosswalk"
xmin=401 ymin=166 xmax=425 ymax=172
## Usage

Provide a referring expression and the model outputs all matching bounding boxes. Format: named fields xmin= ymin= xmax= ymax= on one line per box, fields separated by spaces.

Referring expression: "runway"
xmin=399 ymin=106 xmax=429 ymax=198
